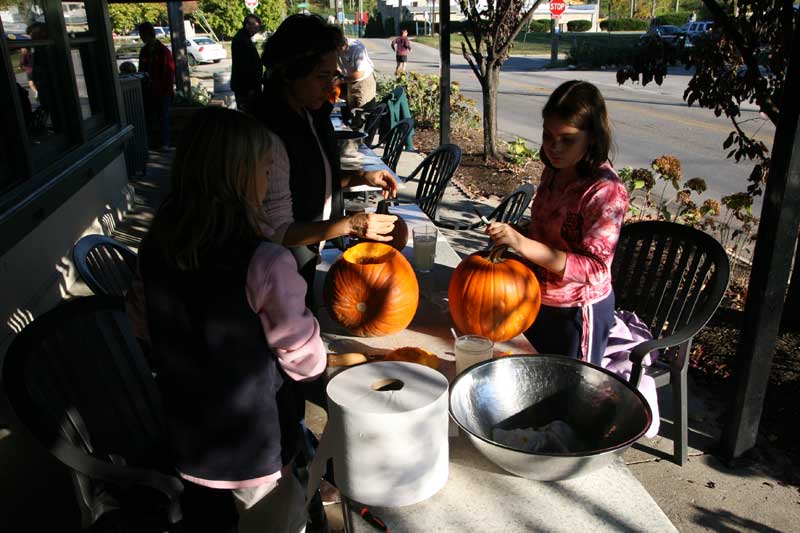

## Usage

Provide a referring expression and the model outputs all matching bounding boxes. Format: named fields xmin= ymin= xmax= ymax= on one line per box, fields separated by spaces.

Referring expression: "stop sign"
xmin=245 ymin=0 xmax=258 ymax=10
xmin=549 ymin=1 xmax=566 ymax=16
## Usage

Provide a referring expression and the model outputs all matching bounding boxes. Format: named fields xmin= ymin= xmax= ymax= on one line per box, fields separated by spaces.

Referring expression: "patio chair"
xmin=376 ymin=118 xmax=413 ymax=171
xmin=2 ymin=296 xmax=183 ymax=530
xmin=359 ymin=103 xmax=388 ymax=147
xmin=385 ymin=144 xmax=462 ymax=224
xmin=611 ymin=221 xmax=730 ymax=465
xmin=437 ymin=183 xmax=534 ymax=231
xmin=72 ymin=234 xmax=137 ymax=297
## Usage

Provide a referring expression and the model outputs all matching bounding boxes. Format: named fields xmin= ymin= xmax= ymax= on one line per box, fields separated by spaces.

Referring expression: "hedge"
xmin=364 ymin=12 xmax=385 ymax=37
xmin=655 ymin=12 xmax=693 ymax=27
xmin=567 ymin=19 xmax=592 ymax=32
xmin=399 ymin=20 xmax=418 ymax=35
xmin=383 ymin=16 xmax=395 ymax=36
xmin=600 ymin=18 xmax=649 ymax=31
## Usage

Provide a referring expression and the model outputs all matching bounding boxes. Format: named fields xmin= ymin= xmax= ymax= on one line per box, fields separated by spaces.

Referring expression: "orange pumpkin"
xmin=448 ymin=245 xmax=541 ymax=342
xmin=324 ymin=242 xmax=419 ymax=337
xmin=362 ymin=200 xmax=409 ymax=251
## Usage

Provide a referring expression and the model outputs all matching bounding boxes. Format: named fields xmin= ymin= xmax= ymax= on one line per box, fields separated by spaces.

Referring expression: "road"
xmin=360 ymin=37 xmax=773 ymax=213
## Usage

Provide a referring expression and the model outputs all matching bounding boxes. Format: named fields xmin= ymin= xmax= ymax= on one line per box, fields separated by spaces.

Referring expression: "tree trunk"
xmin=482 ymin=67 xmax=500 ymax=161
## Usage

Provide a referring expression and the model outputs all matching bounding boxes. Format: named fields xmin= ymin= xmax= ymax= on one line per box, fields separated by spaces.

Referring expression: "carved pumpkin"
xmin=448 ymin=245 xmax=541 ymax=342
xmin=362 ymin=200 xmax=409 ymax=251
xmin=324 ymin=242 xmax=419 ymax=337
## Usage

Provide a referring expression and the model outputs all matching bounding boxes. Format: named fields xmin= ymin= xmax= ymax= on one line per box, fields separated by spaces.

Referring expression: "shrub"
xmin=398 ymin=20 xmax=418 ymax=36
xmin=655 ymin=12 xmax=693 ymax=27
xmin=376 ymin=73 xmax=480 ymax=133
xmin=567 ymin=20 xmax=592 ymax=32
xmin=530 ymin=19 xmax=551 ymax=33
xmin=567 ymin=39 xmax=635 ymax=67
xmin=384 ymin=16 xmax=395 ymax=36
xmin=602 ymin=18 xmax=649 ymax=31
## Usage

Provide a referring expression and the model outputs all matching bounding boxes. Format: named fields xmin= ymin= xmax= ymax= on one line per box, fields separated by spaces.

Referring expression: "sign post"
xmin=549 ymin=2 xmax=565 ymax=67
xmin=245 ymin=0 xmax=258 ymax=14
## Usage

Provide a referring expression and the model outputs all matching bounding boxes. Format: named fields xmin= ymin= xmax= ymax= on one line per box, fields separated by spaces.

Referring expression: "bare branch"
xmin=495 ymin=1 xmax=542 ymax=61
xmin=461 ymin=41 xmax=483 ymax=80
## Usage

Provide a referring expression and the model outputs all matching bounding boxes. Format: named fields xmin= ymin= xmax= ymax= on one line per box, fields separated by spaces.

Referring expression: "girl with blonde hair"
xmin=138 ymin=107 xmax=325 ymax=532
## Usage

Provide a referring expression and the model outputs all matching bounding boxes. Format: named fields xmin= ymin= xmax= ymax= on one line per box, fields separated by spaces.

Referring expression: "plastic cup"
xmin=455 ymin=335 xmax=494 ymax=376
xmin=413 ymin=224 xmax=437 ymax=272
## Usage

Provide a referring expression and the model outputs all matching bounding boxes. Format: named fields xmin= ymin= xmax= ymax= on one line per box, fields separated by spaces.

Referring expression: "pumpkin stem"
xmin=376 ymin=200 xmax=390 ymax=215
xmin=488 ymin=245 xmax=509 ymax=263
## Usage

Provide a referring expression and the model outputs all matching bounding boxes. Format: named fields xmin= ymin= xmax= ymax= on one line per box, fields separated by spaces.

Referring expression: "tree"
xmin=108 ymin=3 xmax=168 ymax=35
xmin=198 ymin=0 xmax=286 ymax=40
xmin=458 ymin=0 xmax=543 ymax=160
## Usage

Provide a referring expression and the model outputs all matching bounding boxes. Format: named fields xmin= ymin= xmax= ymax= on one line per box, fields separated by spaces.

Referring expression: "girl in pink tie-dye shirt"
xmin=486 ymin=81 xmax=628 ymax=365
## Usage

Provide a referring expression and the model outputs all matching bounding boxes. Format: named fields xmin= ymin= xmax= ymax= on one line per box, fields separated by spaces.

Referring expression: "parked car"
xmin=185 ymin=36 xmax=226 ymax=65
xmin=683 ymin=20 xmax=714 ymax=48
xmin=640 ymin=25 xmax=686 ymax=48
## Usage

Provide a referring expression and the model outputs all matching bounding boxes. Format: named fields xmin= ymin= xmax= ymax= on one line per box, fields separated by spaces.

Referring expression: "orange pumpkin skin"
xmin=324 ymin=242 xmax=419 ymax=337
xmin=448 ymin=246 xmax=541 ymax=342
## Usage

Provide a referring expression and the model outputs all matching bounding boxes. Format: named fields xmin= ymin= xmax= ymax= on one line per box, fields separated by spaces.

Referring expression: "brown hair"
xmin=261 ymin=14 xmax=344 ymax=82
xmin=541 ymin=80 xmax=613 ymax=177
xmin=152 ymin=107 xmax=272 ymax=270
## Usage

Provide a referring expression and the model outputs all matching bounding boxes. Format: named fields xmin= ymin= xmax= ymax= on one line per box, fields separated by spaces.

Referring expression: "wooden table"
xmin=315 ymin=204 xmax=676 ymax=533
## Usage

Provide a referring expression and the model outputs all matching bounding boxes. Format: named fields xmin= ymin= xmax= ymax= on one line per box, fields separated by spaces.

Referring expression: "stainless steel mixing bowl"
xmin=335 ymin=130 xmax=367 ymax=157
xmin=449 ymin=355 xmax=652 ymax=481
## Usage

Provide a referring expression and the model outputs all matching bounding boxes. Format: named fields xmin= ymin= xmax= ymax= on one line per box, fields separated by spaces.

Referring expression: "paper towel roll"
xmin=312 ymin=361 xmax=449 ymax=508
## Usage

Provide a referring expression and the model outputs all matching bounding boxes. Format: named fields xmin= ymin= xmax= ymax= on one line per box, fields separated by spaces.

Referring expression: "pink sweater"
xmin=528 ymin=163 xmax=628 ymax=308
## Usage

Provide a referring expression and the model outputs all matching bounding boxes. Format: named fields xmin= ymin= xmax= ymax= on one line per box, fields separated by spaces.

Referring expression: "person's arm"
xmin=485 ymin=223 xmax=568 ymax=276
xmin=486 ymin=180 xmax=628 ymax=281
xmin=340 ymin=168 xmax=398 ymax=198
xmin=391 ymin=38 xmax=396 ymax=51
xmin=246 ymin=244 xmax=326 ymax=381
xmin=282 ymin=212 xmax=397 ymax=246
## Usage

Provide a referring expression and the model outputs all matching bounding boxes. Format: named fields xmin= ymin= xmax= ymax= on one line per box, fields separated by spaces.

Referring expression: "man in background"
xmin=391 ymin=29 xmax=412 ymax=77
xmin=338 ymin=37 xmax=376 ymax=127
xmin=138 ymin=22 xmax=175 ymax=150
xmin=231 ymin=14 xmax=263 ymax=114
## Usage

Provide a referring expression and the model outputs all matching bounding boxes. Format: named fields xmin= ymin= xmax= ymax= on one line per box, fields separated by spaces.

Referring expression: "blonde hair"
xmin=152 ymin=107 xmax=272 ymax=270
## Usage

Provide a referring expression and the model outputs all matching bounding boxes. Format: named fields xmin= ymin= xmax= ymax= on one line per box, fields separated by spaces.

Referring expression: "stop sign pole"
xmin=549 ymin=2 xmax=565 ymax=67
xmin=245 ymin=0 xmax=258 ymax=14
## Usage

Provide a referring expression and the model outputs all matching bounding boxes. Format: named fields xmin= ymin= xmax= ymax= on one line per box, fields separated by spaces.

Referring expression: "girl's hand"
xmin=485 ymin=222 xmax=523 ymax=250
xmin=349 ymin=213 xmax=397 ymax=241
xmin=363 ymin=170 xmax=398 ymax=198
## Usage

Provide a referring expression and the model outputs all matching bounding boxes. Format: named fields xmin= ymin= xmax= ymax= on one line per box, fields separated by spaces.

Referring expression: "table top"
xmin=342 ymin=434 xmax=677 ymax=533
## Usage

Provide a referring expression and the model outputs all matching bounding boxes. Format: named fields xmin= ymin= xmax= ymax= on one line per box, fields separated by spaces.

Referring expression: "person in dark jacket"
xmin=138 ymin=22 xmax=175 ymax=150
xmin=231 ymin=14 xmax=263 ymax=114
xmin=255 ymin=14 xmax=398 ymax=297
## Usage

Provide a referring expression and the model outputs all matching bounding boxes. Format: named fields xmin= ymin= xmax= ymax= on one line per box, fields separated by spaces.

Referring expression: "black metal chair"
xmin=438 ymin=183 xmax=534 ymax=231
xmin=386 ymin=144 xmax=462 ymax=224
xmin=73 ymin=234 xmax=138 ymax=297
xmin=359 ymin=103 xmax=389 ymax=148
xmin=375 ymin=118 xmax=413 ymax=172
xmin=611 ymin=221 xmax=730 ymax=465
xmin=2 ymin=296 xmax=183 ymax=530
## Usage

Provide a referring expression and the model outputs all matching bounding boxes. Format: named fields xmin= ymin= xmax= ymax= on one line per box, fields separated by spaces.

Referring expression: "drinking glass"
xmin=455 ymin=335 xmax=494 ymax=376
xmin=412 ymin=224 xmax=437 ymax=272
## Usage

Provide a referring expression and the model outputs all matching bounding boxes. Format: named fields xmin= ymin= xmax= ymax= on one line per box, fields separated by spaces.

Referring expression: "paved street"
xmin=361 ymin=37 xmax=773 ymax=213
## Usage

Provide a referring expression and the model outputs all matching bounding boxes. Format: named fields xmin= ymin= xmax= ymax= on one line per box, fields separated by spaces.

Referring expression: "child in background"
xmin=137 ymin=107 xmax=325 ymax=532
xmin=486 ymin=80 xmax=628 ymax=366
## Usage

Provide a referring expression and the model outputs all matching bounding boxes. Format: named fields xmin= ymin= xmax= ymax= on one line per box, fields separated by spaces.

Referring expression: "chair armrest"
xmin=51 ymin=437 xmax=183 ymax=521
xmin=435 ymin=219 xmax=482 ymax=231
xmin=627 ymin=319 xmax=706 ymax=386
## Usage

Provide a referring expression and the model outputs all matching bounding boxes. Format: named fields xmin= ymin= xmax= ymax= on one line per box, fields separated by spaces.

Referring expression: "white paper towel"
xmin=307 ymin=361 xmax=449 ymax=508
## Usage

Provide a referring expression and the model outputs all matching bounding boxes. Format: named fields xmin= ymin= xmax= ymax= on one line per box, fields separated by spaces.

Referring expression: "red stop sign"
xmin=549 ymin=1 xmax=566 ymax=16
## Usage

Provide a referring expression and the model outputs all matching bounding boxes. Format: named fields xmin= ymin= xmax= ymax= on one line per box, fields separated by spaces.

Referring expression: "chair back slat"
xmin=490 ymin=184 xmax=534 ymax=225
xmin=380 ymin=119 xmax=412 ymax=171
xmin=73 ymin=235 xmax=138 ymax=297
xmin=411 ymin=144 xmax=462 ymax=221
xmin=612 ymin=221 xmax=730 ymax=345
xmin=361 ymin=103 xmax=389 ymax=147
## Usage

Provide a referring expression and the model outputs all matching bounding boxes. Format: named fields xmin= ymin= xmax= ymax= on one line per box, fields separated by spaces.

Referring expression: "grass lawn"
xmin=416 ymin=31 xmax=642 ymax=56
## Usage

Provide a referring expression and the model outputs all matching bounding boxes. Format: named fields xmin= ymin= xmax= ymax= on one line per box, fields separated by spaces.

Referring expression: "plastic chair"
xmin=611 ymin=221 xmax=730 ymax=465
xmin=386 ymin=144 xmax=462 ymax=224
xmin=376 ymin=118 xmax=413 ymax=172
xmin=73 ymin=234 xmax=137 ymax=297
xmin=2 ymin=296 xmax=183 ymax=529
xmin=359 ymin=103 xmax=388 ymax=148
xmin=438 ymin=183 xmax=534 ymax=231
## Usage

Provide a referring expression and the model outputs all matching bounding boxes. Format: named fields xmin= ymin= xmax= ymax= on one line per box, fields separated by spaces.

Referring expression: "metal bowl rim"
xmin=448 ymin=354 xmax=654 ymax=457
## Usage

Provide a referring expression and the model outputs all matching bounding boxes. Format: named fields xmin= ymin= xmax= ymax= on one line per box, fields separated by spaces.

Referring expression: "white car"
xmin=185 ymin=36 xmax=226 ymax=65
